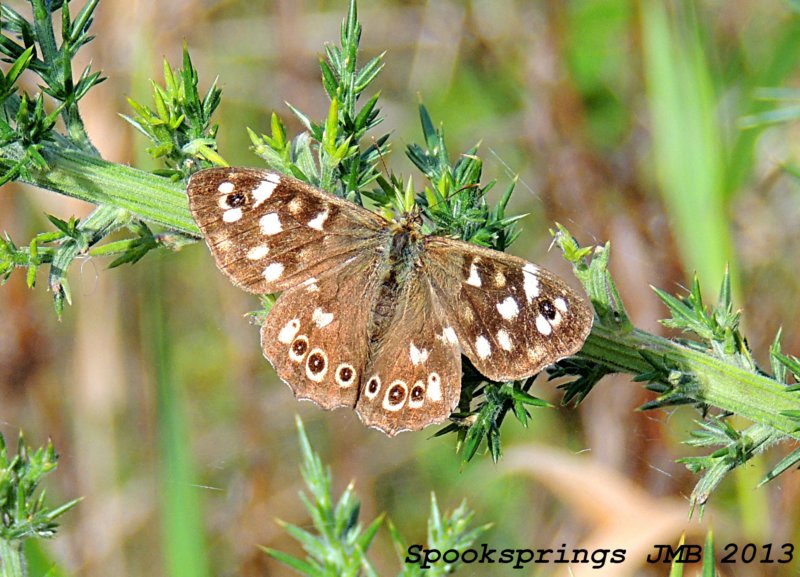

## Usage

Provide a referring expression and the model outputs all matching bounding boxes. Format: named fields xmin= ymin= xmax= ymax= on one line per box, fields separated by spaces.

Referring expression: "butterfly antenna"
xmin=424 ymin=178 xmax=481 ymax=214
xmin=488 ymin=147 xmax=602 ymax=247
xmin=373 ymin=135 xmax=392 ymax=177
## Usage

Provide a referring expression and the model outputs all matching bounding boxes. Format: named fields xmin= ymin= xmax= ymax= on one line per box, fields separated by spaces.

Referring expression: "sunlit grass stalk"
xmin=146 ymin=261 xmax=211 ymax=577
xmin=640 ymin=0 xmax=767 ymax=534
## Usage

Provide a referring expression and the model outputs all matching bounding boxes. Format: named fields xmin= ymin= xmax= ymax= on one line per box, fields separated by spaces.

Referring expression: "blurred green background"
xmin=2 ymin=0 xmax=800 ymax=576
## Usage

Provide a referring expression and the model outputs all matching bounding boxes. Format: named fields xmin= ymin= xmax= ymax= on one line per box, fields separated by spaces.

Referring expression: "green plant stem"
xmin=30 ymin=0 xmax=59 ymax=65
xmin=0 ymin=539 xmax=26 ymax=577
xmin=6 ymin=143 xmax=800 ymax=441
xmin=62 ymin=102 xmax=97 ymax=156
xmin=5 ymin=142 xmax=198 ymax=235
xmin=29 ymin=0 xmax=97 ymax=155
xmin=579 ymin=325 xmax=800 ymax=439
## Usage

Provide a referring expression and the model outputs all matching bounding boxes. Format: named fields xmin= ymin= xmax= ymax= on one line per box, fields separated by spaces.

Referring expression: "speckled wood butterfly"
xmin=187 ymin=167 xmax=593 ymax=435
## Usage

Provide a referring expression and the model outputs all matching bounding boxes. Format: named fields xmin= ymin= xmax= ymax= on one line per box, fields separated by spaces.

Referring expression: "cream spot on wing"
xmin=307 ymin=208 xmax=330 ymax=231
xmin=259 ymin=213 xmax=283 ymax=235
xmin=312 ymin=307 xmax=334 ymax=328
xmin=466 ymin=262 xmax=482 ymax=287
xmin=427 ymin=373 xmax=442 ymax=401
xmin=278 ymin=319 xmax=301 ymax=344
xmin=497 ymin=329 xmax=513 ymax=351
xmin=302 ymin=277 xmax=319 ymax=292
xmin=252 ymin=180 xmax=278 ymax=207
xmin=263 ymin=262 xmax=284 ymax=282
xmin=409 ymin=342 xmax=429 ymax=366
xmin=522 ymin=263 xmax=540 ymax=302
xmin=442 ymin=326 xmax=458 ymax=345
xmin=495 ymin=270 xmax=506 ymax=287
xmin=218 ymin=181 xmax=235 ymax=194
xmin=265 ymin=172 xmax=281 ymax=184
xmin=475 ymin=335 xmax=491 ymax=359
xmin=535 ymin=314 xmax=552 ymax=335
xmin=222 ymin=208 xmax=243 ymax=223
xmin=246 ymin=245 xmax=270 ymax=260
xmin=461 ymin=307 xmax=474 ymax=322
xmin=554 ymin=297 xmax=568 ymax=312
xmin=496 ymin=296 xmax=519 ymax=320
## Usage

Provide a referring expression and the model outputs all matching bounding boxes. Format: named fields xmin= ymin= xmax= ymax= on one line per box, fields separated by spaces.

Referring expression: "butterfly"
xmin=186 ymin=167 xmax=593 ymax=435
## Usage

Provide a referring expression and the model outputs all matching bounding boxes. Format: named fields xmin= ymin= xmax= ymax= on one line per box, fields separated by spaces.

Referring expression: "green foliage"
xmin=0 ymin=46 xmax=32 ymax=104
xmin=553 ymin=230 xmax=800 ymax=512
xmin=437 ymin=363 xmax=550 ymax=464
xmin=401 ymin=106 xmax=524 ymax=248
xmin=653 ymin=270 xmax=800 ymax=503
xmin=250 ymin=0 xmax=387 ymax=201
xmin=0 ymin=1 xmax=200 ymax=315
xmin=263 ymin=418 xmax=488 ymax=576
xmin=739 ymin=88 xmax=800 ymax=129
xmin=122 ymin=46 xmax=224 ymax=177
xmin=653 ymin=270 xmax=749 ymax=366
xmin=0 ymin=432 xmax=79 ymax=542
xmin=247 ymin=0 xmax=524 ymax=256
xmin=667 ymin=532 xmax=720 ymax=577
xmin=0 ymin=0 xmax=104 ymax=155
xmin=389 ymin=495 xmax=491 ymax=577
xmin=548 ymin=227 xmax=623 ymax=404
xmin=262 ymin=417 xmax=383 ymax=577
xmin=146 ymin=270 xmax=212 ymax=577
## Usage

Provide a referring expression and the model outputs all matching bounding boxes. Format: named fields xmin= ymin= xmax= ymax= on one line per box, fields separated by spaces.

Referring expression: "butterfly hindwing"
xmin=187 ymin=167 xmax=386 ymax=293
xmin=260 ymin=253 xmax=380 ymax=410
xmin=354 ymin=274 xmax=462 ymax=435
xmin=422 ymin=236 xmax=593 ymax=382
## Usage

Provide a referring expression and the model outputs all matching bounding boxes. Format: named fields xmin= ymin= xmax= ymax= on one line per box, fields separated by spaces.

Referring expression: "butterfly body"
xmin=369 ymin=219 xmax=426 ymax=340
xmin=187 ymin=167 xmax=593 ymax=435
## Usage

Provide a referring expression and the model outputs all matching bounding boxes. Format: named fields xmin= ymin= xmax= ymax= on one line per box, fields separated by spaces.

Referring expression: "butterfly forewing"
xmin=261 ymin=253 xmax=380 ymax=411
xmin=187 ymin=167 xmax=385 ymax=293
xmin=354 ymin=274 xmax=461 ymax=435
xmin=422 ymin=237 xmax=593 ymax=382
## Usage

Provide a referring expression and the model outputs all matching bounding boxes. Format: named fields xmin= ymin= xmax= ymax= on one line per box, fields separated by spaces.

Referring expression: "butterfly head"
xmin=400 ymin=204 xmax=424 ymax=227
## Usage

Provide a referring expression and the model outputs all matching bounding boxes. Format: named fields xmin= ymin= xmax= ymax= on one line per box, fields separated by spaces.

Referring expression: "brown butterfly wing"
xmin=422 ymin=236 xmax=593 ymax=382
xmin=354 ymin=272 xmax=462 ymax=435
xmin=187 ymin=167 xmax=386 ymax=293
xmin=189 ymin=167 xmax=592 ymax=434
xmin=260 ymin=252 xmax=382 ymax=411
